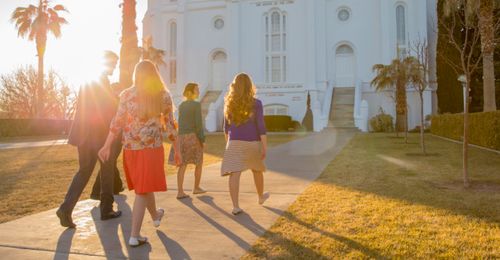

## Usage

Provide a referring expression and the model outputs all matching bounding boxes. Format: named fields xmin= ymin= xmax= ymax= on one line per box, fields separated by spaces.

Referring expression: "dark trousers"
xmin=59 ymin=144 xmax=116 ymax=215
xmin=91 ymin=140 xmax=124 ymax=196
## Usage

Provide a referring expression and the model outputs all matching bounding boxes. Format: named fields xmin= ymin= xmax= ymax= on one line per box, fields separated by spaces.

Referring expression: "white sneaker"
xmin=259 ymin=192 xmax=270 ymax=205
xmin=153 ymin=208 xmax=164 ymax=228
xmin=129 ymin=236 xmax=148 ymax=247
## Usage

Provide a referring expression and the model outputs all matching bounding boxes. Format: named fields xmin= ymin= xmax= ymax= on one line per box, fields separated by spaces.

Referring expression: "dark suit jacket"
xmin=68 ymin=76 xmax=120 ymax=149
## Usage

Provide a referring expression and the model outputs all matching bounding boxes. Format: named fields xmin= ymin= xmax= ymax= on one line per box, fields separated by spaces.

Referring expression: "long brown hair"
xmin=134 ymin=60 xmax=167 ymax=119
xmin=224 ymin=73 xmax=256 ymax=126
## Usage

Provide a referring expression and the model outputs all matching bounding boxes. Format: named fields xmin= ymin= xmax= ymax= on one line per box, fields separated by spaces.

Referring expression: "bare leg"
xmin=131 ymin=194 xmax=147 ymax=238
xmin=145 ymin=192 xmax=158 ymax=220
xmin=228 ymin=172 xmax=241 ymax=209
xmin=252 ymin=170 xmax=264 ymax=197
xmin=177 ymin=165 xmax=188 ymax=197
xmin=194 ymin=164 xmax=203 ymax=190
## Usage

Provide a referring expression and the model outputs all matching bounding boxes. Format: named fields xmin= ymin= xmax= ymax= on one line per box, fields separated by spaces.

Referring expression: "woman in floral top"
xmin=99 ymin=60 xmax=181 ymax=247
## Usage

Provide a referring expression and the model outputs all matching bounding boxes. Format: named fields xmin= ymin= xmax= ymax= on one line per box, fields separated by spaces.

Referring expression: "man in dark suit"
xmin=56 ymin=52 xmax=122 ymax=228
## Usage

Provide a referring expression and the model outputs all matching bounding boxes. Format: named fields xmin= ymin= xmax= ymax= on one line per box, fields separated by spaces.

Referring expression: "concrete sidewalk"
xmin=0 ymin=128 xmax=355 ymax=260
xmin=0 ymin=139 xmax=68 ymax=150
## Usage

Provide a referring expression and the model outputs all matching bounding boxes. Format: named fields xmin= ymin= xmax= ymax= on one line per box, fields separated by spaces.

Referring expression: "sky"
xmin=0 ymin=0 xmax=147 ymax=90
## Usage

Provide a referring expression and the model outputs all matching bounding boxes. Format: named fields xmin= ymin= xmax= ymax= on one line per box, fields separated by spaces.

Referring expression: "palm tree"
xmin=11 ymin=0 xmax=68 ymax=118
xmin=119 ymin=0 xmax=141 ymax=89
xmin=142 ymin=38 xmax=166 ymax=68
xmin=444 ymin=0 xmax=498 ymax=111
xmin=371 ymin=57 xmax=421 ymax=142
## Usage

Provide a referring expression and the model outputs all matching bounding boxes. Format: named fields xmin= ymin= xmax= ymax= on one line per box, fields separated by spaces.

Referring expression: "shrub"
xmin=264 ymin=115 xmax=293 ymax=132
xmin=369 ymin=109 xmax=394 ymax=132
xmin=0 ymin=119 xmax=72 ymax=137
xmin=431 ymin=111 xmax=500 ymax=151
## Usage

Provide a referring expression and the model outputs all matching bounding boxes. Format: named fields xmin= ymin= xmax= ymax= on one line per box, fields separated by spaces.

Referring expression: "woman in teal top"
xmin=170 ymin=83 xmax=206 ymax=199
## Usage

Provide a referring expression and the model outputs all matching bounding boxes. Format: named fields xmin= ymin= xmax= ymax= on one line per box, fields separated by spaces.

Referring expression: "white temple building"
xmin=143 ymin=0 xmax=438 ymax=132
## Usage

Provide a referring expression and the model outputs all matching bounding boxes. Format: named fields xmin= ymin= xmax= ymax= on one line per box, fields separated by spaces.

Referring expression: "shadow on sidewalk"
xmin=54 ymin=228 xmax=76 ymax=260
xmin=179 ymin=197 xmax=251 ymax=250
xmin=92 ymin=195 xmax=151 ymax=260
xmin=196 ymin=195 xmax=331 ymax=259
xmin=156 ymin=230 xmax=190 ymax=260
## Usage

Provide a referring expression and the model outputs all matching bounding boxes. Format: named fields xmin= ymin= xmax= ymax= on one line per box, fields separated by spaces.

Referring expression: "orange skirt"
xmin=123 ymin=146 xmax=167 ymax=194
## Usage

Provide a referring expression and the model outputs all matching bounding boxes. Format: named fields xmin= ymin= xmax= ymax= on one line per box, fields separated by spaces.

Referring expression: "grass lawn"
xmin=0 ymin=133 xmax=305 ymax=224
xmin=243 ymin=133 xmax=500 ymax=259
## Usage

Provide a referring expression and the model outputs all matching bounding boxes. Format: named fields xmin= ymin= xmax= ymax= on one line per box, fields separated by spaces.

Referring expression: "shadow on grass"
xmin=261 ymin=206 xmax=389 ymax=259
xmin=196 ymin=195 xmax=352 ymax=259
xmin=317 ymin=133 xmax=500 ymax=224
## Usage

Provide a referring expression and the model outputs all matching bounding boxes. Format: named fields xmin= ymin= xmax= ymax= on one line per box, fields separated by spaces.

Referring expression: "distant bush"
xmin=0 ymin=119 xmax=71 ymax=137
xmin=369 ymin=109 xmax=394 ymax=132
xmin=431 ymin=111 xmax=500 ymax=151
xmin=264 ymin=115 xmax=293 ymax=132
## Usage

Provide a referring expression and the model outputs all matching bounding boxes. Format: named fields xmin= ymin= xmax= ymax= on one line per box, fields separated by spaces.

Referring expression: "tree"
xmin=443 ymin=0 xmax=499 ymax=112
xmin=439 ymin=2 xmax=483 ymax=188
xmin=0 ymin=66 xmax=75 ymax=119
xmin=371 ymin=57 xmax=421 ymax=142
xmin=409 ymin=38 xmax=432 ymax=155
xmin=119 ymin=0 xmax=141 ymax=89
xmin=11 ymin=0 xmax=68 ymax=118
xmin=142 ymin=38 xmax=167 ymax=69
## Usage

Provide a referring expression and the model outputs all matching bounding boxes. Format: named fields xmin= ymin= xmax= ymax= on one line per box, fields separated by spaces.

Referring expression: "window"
xmin=168 ymin=22 xmax=177 ymax=84
xmin=265 ymin=10 xmax=287 ymax=83
xmin=264 ymin=104 xmax=289 ymax=116
xmin=214 ymin=18 xmax=224 ymax=30
xmin=337 ymin=8 xmax=350 ymax=22
xmin=396 ymin=5 xmax=407 ymax=56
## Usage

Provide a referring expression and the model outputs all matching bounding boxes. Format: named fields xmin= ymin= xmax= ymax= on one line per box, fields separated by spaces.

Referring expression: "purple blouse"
xmin=224 ymin=99 xmax=267 ymax=142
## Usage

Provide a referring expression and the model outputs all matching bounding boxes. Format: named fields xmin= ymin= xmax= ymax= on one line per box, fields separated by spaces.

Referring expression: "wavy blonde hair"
xmin=224 ymin=73 xmax=256 ymax=126
xmin=134 ymin=60 xmax=167 ymax=120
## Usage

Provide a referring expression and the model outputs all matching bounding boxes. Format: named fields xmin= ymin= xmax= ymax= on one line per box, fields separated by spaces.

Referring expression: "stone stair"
xmin=201 ymin=90 xmax=222 ymax=122
xmin=329 ymin=87 xmax=356 ymax=128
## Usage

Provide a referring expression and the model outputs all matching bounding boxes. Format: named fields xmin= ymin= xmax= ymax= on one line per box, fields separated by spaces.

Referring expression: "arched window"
xmin=168 ymin=22 xmax=177 ymax=84
xmin=265 ymin=10 xmax=287 ymax=83
xmin=264 ymin=104 xmax=289 ymax=116
xmin=396 ymin=5 xmax=406 ymax=46
xmin=336 ymin=45 xmax=354 ymax=55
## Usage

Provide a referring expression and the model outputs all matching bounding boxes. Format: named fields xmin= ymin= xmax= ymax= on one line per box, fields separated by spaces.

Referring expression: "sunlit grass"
xmin=243 ymin=133 xmax=500 ymax=259
xmin=0 ymin=133 xmax=305 ymax=224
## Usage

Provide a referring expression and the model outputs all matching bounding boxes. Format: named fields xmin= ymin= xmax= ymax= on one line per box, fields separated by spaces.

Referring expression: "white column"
xmin=227 ymin=2 xmax=241 ymax=81
xmin=380 ymin=0 xmax=392 ymax=63
xmin=176 ymin=0 xmax=187 ymax=97
xmin=315 ymin=0 xmax=327 ymax=91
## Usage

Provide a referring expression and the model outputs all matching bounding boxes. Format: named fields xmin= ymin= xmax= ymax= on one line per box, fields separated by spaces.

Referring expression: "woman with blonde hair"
xmin=99 ymin=60 xmax=181 ymax=247
xmin=221 ymin=73 xmax=269 ymax=215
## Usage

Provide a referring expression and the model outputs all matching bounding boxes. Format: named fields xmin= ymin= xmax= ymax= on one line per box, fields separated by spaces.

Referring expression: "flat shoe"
xmin=101 ymin=210 xmax=122 ymax=221
xmin=129 ymin=236 xmax=148 ymax=248
xmin=193 ymin=188 xmax=207 ymax=195
xmin=232 ymin=208 xmax=243 ymax=215
xmin=176 ymin=194 xmax=190 ymax=200
xmin=153 ymin=208 xmax=164 ymax=228
xmin=259 ymin=192 xmax=270 ymax=205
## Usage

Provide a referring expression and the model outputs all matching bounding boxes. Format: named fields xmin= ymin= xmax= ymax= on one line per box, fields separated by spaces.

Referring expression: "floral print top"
xmin=110 ymin=87 xmax=177 ymax=150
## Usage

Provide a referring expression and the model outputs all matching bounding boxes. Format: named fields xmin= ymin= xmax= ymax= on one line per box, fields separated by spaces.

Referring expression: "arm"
xmin=98 ymin=92 xmax=127 ymax=161
xmin=162 ymin=91 xmax=182 ymax=165
xmin=195 ymin=102 xmax=205 ymax=144
xmin=223 ymin=115 xmax=229 ymax=143
xmin=255 ymin=100 xmax=268 ymax=159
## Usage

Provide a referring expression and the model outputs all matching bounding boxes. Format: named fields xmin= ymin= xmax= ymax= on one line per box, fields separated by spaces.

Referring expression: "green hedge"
xmin=0 ymin=119 xmax=72 ymax=137
xmin=431 ymin=111 xmax=500 ymax=150
xmin=264 ymin=115 xmax=294 ymax=132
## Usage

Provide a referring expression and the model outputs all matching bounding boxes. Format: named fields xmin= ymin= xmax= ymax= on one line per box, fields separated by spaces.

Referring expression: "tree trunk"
xmin=478 ymin=0 xmax=497 ymax=112
xmin=36 ymin=35 xmax=46 ymax=119
xmin=395 ymin=80 xmax=407 ymax=137
xmin=463 ymin=79 xmax=471 ymax=188
xmin=119 ymin=0 xmax=140 ymax=89
xmin=419 ymin=92 xmax=426 ymax=154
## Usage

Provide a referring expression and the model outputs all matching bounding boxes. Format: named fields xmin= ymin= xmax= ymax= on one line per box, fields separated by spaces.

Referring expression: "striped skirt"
xmin=220 ymin=140 xmax=266 ymax=176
